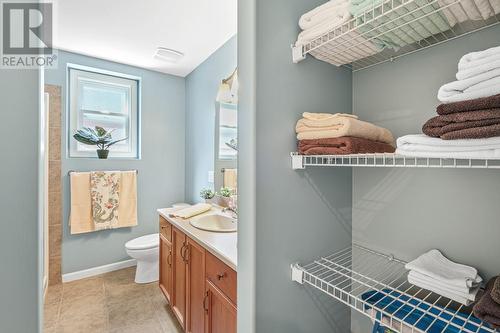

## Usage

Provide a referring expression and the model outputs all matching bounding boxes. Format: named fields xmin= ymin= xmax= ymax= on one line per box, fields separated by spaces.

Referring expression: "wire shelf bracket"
xmin=291 ymin=263 xmax=304 ymax=284
xmin=291 ymin=153 xmax=500 ymax=170
xmin=292 ymin=44 xmax=306 ymax=63
xmin=291 ymin=244 xmax=497 ymax=333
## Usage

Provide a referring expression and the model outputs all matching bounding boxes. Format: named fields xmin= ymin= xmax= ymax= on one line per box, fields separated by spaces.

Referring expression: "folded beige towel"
xmin=70 ymin=171 xmax=137 ymax=234
xmin=302 ymin=112 xmax=358 ymax=121
xmin=296 ymin=114 xmax=394 ymax=145
xmin=169 ymin=203 xmax=212 ymax=219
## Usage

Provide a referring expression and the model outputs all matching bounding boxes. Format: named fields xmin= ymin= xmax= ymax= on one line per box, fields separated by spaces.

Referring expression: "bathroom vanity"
xmin=157 ymin=208 xmax=237 ymax=333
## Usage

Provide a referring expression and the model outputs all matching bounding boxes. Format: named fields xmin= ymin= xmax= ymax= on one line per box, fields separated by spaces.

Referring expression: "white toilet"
xmin=125 ymin=233 xmax=159 ymax=284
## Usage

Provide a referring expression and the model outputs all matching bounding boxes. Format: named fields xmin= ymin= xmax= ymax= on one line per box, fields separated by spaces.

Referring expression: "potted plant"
xmin=73 ymin=126 xmax=127 ymax=159
xmin=216 ymin=187 xmax=233 ymax=207
xmin=200 ymin=188 xmax=215 ymax=204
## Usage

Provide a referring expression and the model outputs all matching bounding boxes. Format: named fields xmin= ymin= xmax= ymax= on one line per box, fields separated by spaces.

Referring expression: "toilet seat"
xmin=125 ymin=233 xmax=159 ymax=251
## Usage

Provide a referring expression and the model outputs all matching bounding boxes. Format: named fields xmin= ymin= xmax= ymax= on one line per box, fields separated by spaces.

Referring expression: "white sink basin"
xmin=190 ymin=213 xmax=237 ymax=233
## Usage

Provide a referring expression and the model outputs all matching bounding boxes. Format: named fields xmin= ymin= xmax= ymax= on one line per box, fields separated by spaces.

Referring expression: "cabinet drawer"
xmin=206 ymin=252 xmax=236 ymax=304
xmin=159 ymin=216 xmax=172 ymax=241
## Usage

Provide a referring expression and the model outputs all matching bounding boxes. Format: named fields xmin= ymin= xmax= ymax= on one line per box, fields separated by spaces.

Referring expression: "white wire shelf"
xmin=291 ymin=244 xmax=497 ymax=333
xmin=291 ymin=153 xmax=500 ymax=170
xmin=292 ymin=0 xmax=500 ymax=71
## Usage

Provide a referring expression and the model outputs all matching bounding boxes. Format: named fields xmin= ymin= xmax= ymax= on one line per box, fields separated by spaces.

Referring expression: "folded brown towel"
xmin=422 ymin=109 xmax=500 ymax=140
xmin=473 ymin=277 xmax=500 ymax=329
xmin=298 ymin=137 xmax=395 ymax=155
xmin=437 ymin=94 xmax=500 ymax=115
xmin=492 ymin=277 xmax=500 ymax=305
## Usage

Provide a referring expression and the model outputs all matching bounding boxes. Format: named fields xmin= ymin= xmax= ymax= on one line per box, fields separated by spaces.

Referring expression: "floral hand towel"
xmin=90 ymin=171 xmax=121 ymax=230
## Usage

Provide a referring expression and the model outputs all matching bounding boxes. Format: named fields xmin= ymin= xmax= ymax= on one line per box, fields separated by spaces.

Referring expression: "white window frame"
xmin=67 ymin=64 xmax=141 ymax=159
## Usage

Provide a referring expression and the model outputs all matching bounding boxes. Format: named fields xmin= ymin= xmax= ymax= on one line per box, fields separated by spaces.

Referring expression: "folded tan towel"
xmin=70 ymin=171 xmax=137 ymax=234
xmin=169 ymin=203 xmax=212 ymax=219
xmin=296 ymin=114 xmax=394 ymax=145
xmin=302 ymin=112 xmax=358 ymax=121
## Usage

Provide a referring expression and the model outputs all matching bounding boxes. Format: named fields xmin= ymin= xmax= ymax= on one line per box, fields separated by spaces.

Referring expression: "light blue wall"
xmin=239 ymin=0 xmax=353 ymax=332
xmin=185 ymin=35 xmax=237 ymax=203
xmin=0 ymin=69 xmax=41 ymax=332
xmin=45 ymin=50 xmax=186 ymax=274
xmin=351 ymin=25 xmax=500 ymax=333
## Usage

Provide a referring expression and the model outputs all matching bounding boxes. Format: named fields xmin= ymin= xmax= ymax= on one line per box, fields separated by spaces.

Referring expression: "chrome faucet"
xmin=222 ymin=206 xmax=238 ymax=219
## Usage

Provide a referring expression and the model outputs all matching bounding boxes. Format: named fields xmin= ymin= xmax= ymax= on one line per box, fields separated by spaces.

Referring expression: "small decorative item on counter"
xmin=73 ymin=126 xmax=127 ymax=159
xmin=200 ymin=188 xmax=215 ymax=204
xmin=218 ymin=187 xmax=233 ymax=198
xmin=215 ymin=187 xmax=234 ymax=207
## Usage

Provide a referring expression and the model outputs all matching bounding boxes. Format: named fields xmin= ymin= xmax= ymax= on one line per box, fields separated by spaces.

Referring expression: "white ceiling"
xmin=52 ymin=0 xmax=237 ymax=77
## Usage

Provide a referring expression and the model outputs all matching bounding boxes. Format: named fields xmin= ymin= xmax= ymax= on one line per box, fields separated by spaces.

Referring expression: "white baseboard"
xmin=62 ymin=259 xmax=137 ymax=283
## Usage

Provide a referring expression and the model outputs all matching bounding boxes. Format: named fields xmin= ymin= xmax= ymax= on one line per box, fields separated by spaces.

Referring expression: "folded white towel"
xmin=438 ymin=0 xmax=500 ymax=26
xmin=396 ymin=134 xmax=500 ymax=158
xmin=456 ymin=59 xmax=500 ymax=80
xmin=408 ymin=271 xmax=479 ymax=305
xmin=405 ymin=249 xmax=482 ymax=289
xmin=299 ymin=0 xmax=351 ymax=30
xmin=437 ymin=67 xmax=500 ymax=103
xmin=456 ymin=46 xmax=500 ymax=80
xmin=408 ymin=271 xmax=479 ymax=300
xmin=296 ymin=7 xmax=351 ymax=45
xmin=458 ymin=45 xmax=500 ymax=70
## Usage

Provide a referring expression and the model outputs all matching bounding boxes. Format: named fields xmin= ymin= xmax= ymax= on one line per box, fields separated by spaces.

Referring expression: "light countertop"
xmin=157 ymin=207 xmax=237 ymax=271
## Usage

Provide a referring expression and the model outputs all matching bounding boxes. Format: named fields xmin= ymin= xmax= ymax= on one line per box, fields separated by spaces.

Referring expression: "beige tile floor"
xmin=44 ymin=267 xmax=183 ymax=333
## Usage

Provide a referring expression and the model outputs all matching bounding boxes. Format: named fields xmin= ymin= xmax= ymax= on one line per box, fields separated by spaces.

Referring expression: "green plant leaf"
xmin=95 ymin=126 xmax=107 ymax=137
xmin=105 ymin=137 xmax=128 ymax=149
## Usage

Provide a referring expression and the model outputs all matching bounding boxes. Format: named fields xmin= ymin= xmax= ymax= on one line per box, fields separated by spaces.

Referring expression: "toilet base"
xmin=134 ymin=259 xmax=159 ymax=284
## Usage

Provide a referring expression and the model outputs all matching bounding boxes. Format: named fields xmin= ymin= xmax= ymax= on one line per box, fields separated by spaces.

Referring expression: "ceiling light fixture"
xmin=154 ymin=47 xmax=184 ymax=63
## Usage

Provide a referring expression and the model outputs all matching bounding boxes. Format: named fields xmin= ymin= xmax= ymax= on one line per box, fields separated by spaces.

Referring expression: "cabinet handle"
xmin=183 ymin=245 xmax=190 ymax=263
xmin=167 ymin=251 xmax=172 ymax=266
xmin=203 ymin=292 xmax=209 ymax=313
xmin=180 ymin=243 xmax=189 ymax=263
xmin=180 ymin=244 xmax=186 ymax=260
xmin=217 ymin=272 xmax=227 ymax=280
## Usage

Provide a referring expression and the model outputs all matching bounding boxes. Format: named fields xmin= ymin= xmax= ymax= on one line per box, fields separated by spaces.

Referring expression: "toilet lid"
xmin=125 ymin=233 xmax=159 ymax=250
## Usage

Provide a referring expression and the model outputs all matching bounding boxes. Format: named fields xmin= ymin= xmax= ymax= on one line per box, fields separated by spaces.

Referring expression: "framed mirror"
xmin=214 ymin=102 xmax=237 ymax=194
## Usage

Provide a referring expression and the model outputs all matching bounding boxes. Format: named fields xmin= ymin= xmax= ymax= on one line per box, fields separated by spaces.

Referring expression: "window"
xmin=68 ymin=65 xmax=140 ymax=158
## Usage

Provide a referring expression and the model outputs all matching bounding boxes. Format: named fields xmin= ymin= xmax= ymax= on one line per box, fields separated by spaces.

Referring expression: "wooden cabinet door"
xmin=172 ymin=227 xmax=187 ymax=329
xmin=186 ymin=238 xmax=206 ymax=333
xmin=159 ymin=234 xmax=172 ymax=303
xmin=205 ymin=280 xmax=237 ymax=333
